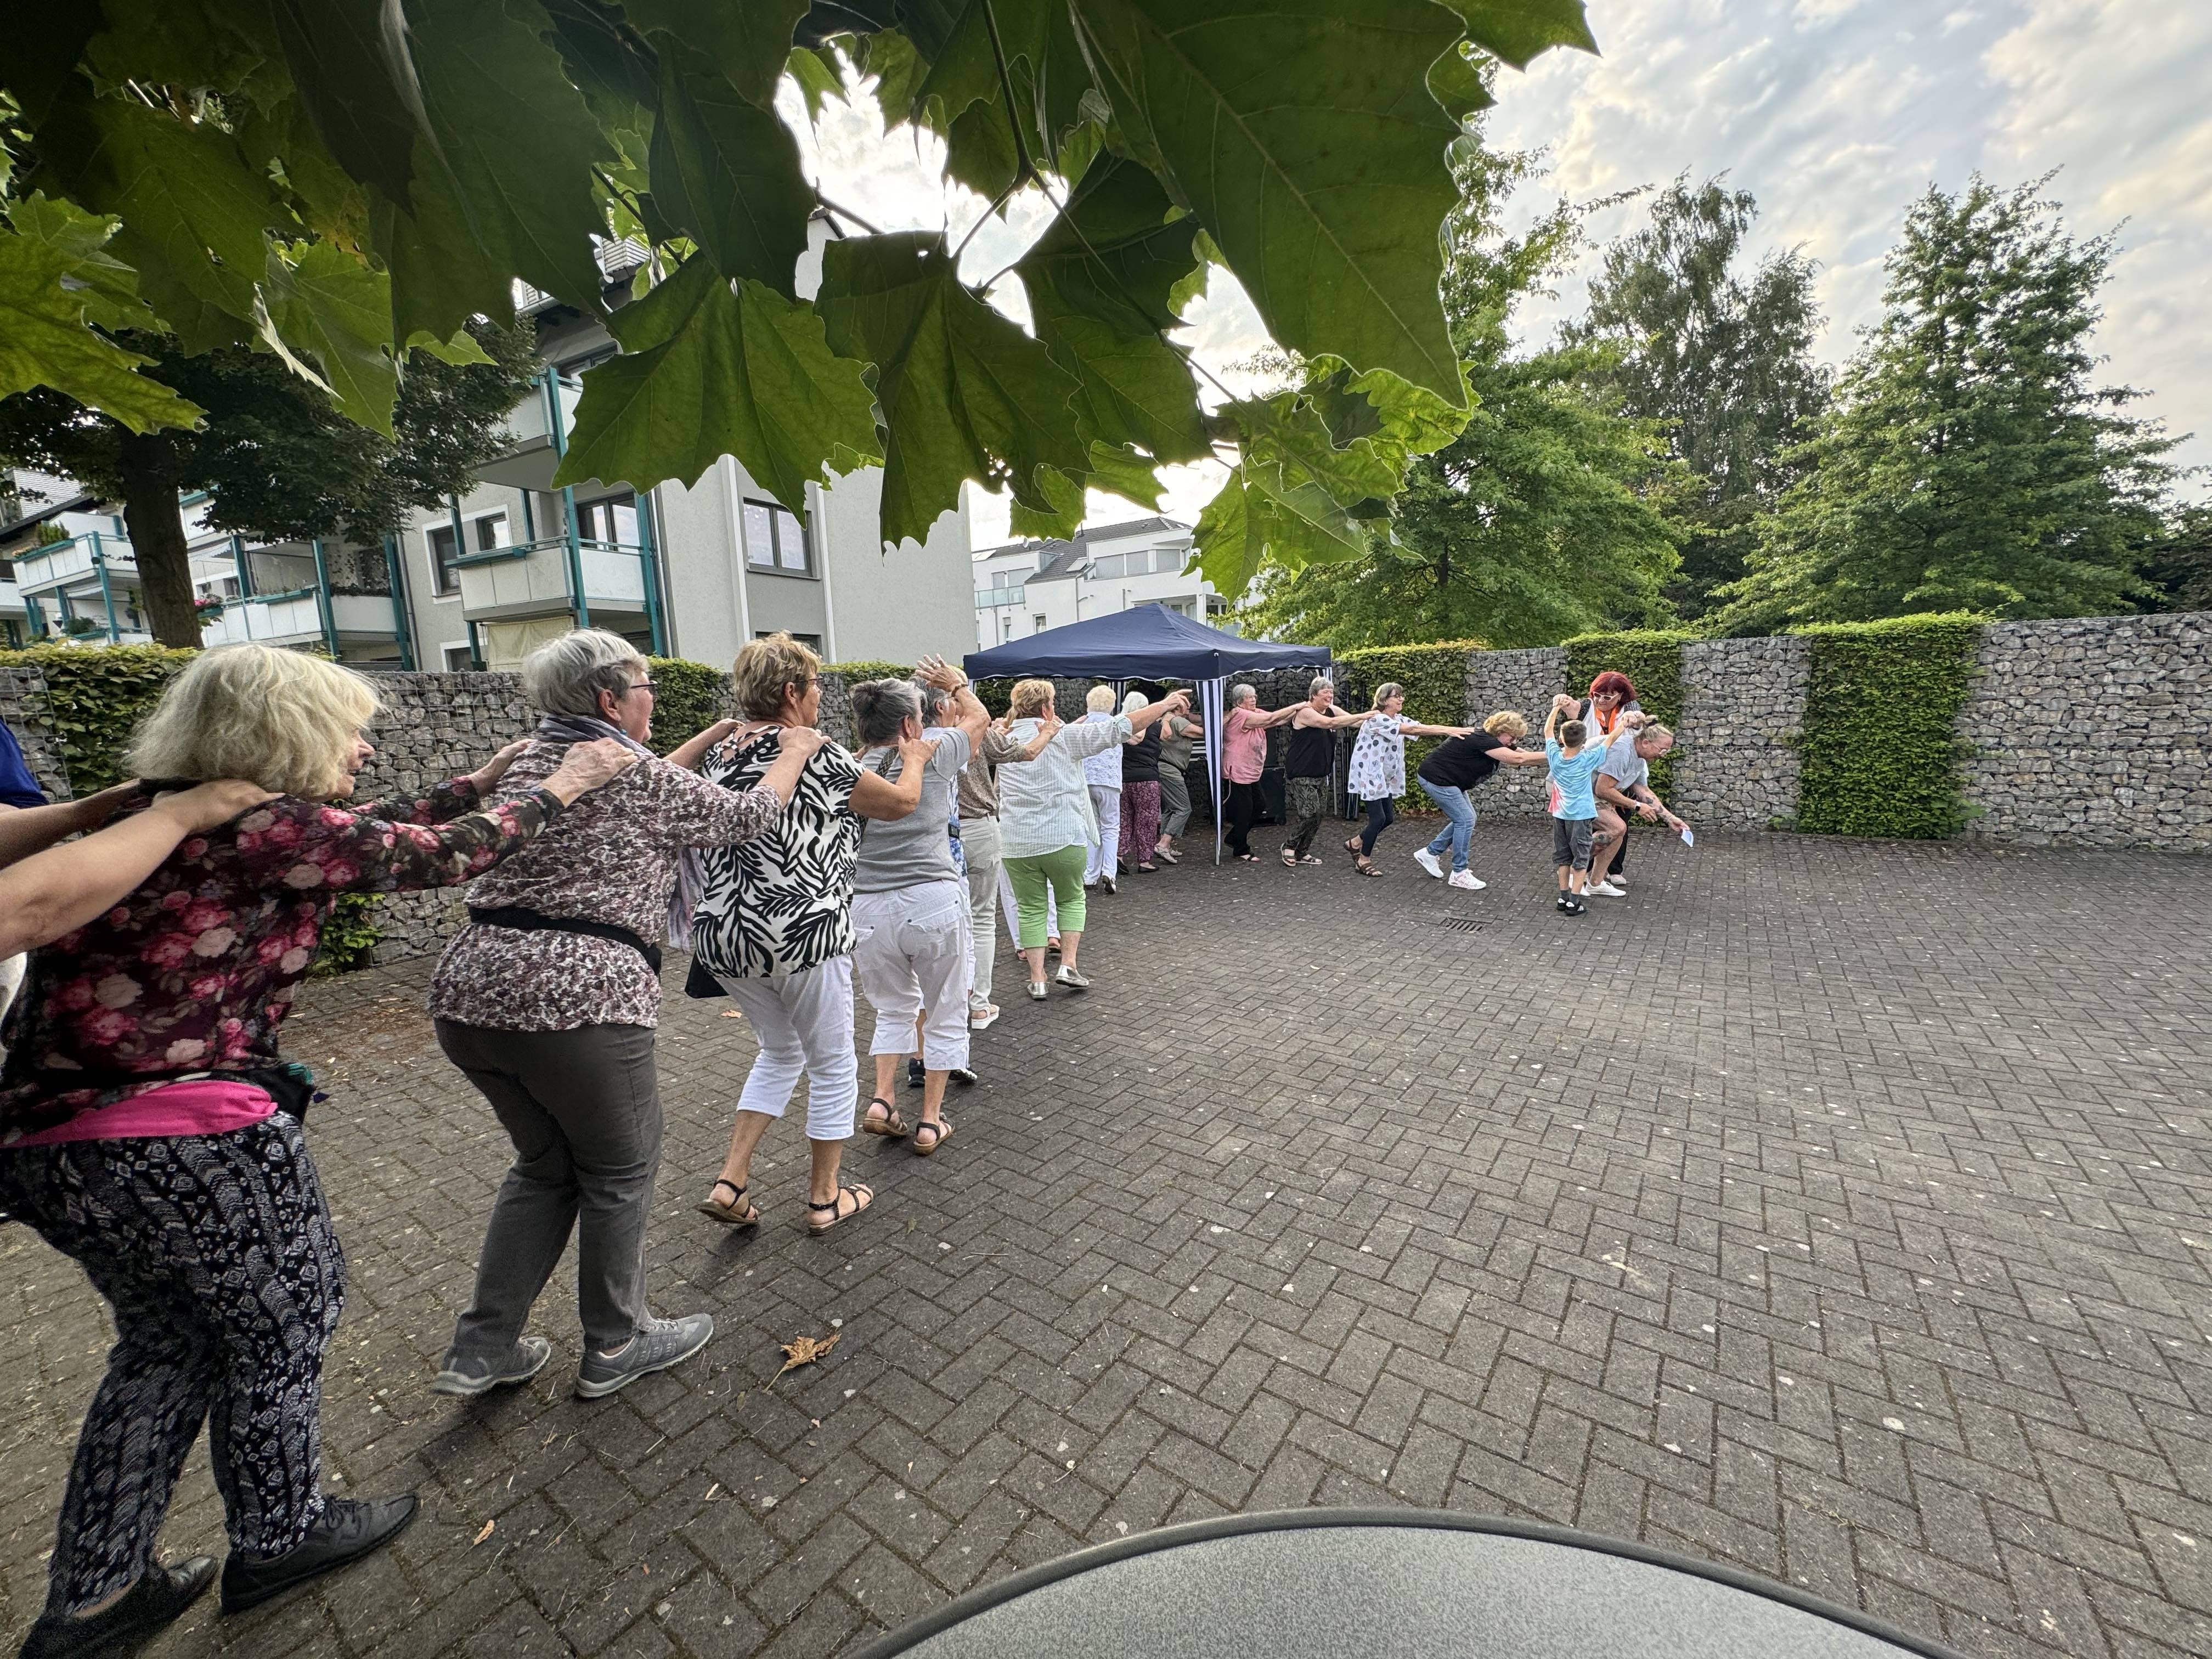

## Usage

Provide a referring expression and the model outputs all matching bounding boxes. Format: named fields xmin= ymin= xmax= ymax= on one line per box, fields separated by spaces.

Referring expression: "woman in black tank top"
xmin=1277 ymin=679 xmax=1376 ymax=867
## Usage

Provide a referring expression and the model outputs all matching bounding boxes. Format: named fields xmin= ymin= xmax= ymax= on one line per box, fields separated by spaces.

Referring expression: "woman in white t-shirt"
xmin=1341 ymin=682 xmax=1471 ymax=876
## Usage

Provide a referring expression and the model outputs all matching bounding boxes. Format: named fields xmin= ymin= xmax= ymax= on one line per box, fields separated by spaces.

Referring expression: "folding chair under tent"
xmin=963 ymin=606 xmax=1332 ymax=865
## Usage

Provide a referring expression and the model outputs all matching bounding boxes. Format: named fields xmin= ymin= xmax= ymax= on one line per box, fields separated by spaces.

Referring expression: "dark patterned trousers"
xmin=0 ymin=1115 xmax=342 ymax=1616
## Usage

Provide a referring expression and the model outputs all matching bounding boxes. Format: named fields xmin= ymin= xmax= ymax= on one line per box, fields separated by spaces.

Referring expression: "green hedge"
xmin=0 ymin=644 xmax=197 ymax=793
xmin=1561 ymin=629 xmax=1692 ymax=798
xmin=1795 ymin=613 xmax=1982 ymax=839
xmin=1334 ymin=641 xmax=1483 ymax=811
xmin=823 ymin=658 xmax=912 ymax=683
xmin=644 ymin=654 xmax=729 ymax=757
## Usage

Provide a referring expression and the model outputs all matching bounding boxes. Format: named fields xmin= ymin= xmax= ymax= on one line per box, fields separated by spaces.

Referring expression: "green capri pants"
xmin=1005 ymin=845 xmax=1090 ymax=949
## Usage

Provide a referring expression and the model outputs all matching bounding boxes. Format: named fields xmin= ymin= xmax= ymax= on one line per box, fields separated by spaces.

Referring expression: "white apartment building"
xmin=4 ymin=218 xmax=977 ymax=674
xmin=972 ymin=516 xmax=1229 ymax=650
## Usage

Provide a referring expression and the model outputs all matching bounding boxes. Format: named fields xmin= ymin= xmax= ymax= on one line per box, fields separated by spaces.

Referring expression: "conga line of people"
xmin=0 ymin=635 xmax=1678 ymax=1651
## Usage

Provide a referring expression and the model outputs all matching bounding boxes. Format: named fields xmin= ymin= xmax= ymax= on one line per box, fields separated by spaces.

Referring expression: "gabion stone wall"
xmin=351 ymin=671 xmax=535 ymax=961
xmin=1960 ymin=613 xmax=2211 ymax=851
xmin=1461 ymin=647 xmax=1568 ymax=819
xmin=1673 ymin=635 xmax=1811 ymax=832
xmin=0 ymin=666 xmax=70 ymax=801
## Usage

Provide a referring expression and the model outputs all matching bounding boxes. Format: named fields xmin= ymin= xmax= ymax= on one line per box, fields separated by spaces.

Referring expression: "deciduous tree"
xmin=1567 ymin=174 xmax=1829 ymax=617
xmin=1237 ymin=133 xmax=1682 ymax=650
xmin=1714 ymin=176 xmax=2176 ymax=633
xmin=0 ymin=320 xmax=539 ymax=644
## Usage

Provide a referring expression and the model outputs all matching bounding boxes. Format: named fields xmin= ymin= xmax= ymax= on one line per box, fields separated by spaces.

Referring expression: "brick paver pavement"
xmin=4 ymin=823 xmax=2209 ymax=1659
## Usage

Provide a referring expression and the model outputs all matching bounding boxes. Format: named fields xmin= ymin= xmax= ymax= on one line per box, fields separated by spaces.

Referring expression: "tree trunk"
xmin=116 ymin=434 xmax=198 ymax=647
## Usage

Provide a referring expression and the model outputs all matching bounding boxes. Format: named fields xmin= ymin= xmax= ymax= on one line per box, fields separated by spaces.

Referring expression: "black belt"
xmin=469 ymin=906 xmax=662 ymax=972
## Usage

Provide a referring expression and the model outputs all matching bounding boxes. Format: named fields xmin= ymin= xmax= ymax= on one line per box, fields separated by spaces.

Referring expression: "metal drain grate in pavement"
xmin=1435 ymin=917 xmax=1486 ymax=933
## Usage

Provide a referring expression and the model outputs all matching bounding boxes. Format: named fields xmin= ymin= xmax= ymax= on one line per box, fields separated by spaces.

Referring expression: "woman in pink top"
xmin=0 ymin=646 xmax=634 ymax=1647
xmin=1217 ymin=684 xmax=1298 ymax=861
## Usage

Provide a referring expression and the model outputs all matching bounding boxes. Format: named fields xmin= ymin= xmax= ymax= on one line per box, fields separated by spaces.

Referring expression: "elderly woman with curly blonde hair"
xmin=0 ymin=645 xmax=633 ymax=1647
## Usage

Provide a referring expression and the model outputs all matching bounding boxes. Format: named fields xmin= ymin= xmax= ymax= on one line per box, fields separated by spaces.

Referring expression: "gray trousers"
xmin=1158 ymin=765 xmax=1193 ymax=837
xmin=436 ymin=1019 xmax=661 ymax=1357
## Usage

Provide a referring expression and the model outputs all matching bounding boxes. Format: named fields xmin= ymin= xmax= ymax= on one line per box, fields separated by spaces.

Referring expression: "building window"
xmin=442 ymin=642 xmax=475 ymax=671
xmin=575 ymin=493 xmax=637 ymax=546
xmin=427 ymin=512 xmax=509 ymax=595
xmin=1032 ymin=614 xmax=1047 ymax=634
xmin=742 ymin=499 xmax=810 ymax=575
xmin=755 ymin=629 xmax=821 ymax=651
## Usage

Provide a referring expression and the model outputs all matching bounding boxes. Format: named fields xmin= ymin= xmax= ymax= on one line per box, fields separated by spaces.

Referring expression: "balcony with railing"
xmin=190 ymin=589 xmax=397 ymax=651
xmin=454 ymin=534 xmax=651 ymax=623
xmin=975 ymin=584 xmax=1028 ymax=609
xmin=11 ymin=531 xmax=137 ymax=598
xmin=481 ymin=370 xmax=582 ymax=493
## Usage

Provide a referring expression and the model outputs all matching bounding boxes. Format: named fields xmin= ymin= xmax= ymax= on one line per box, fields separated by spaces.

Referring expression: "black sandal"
xmin=807 ymin=1183 xmax=874 ymax=1233
xmin=861 ymin=1097 xmax=909 ymax=1137
xmin=695 ymin=1179 xmax=759 ymax=1228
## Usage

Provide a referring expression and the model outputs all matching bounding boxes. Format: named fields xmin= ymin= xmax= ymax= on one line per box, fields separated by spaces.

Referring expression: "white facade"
xmin=972 ymin=517 xmax=1227 ymax=650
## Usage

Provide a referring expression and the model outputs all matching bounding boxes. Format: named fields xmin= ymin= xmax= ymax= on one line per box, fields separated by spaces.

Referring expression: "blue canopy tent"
xmin=965 ymin=606 xmax=1331 ymax=863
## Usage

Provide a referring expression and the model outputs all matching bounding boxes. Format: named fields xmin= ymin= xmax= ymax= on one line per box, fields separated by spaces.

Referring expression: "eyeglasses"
xmin=628 ymin=679 xmax=657 ymax=693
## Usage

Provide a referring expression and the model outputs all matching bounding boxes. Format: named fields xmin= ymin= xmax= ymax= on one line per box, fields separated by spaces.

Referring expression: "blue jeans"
xmin=1422 ymin=782 xmax=1477 ymax=871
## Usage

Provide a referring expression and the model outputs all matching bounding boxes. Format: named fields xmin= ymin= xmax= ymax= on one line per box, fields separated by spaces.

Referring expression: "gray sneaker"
xmin=575 ymin=1314 xmax=714 ymax=1399
xmin=432 ymin=1336 xmax=552 ymax=1397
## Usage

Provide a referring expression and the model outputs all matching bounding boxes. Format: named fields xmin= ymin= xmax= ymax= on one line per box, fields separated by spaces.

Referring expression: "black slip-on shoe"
xmin=219 ymin=1495 xmax=417 ymax=1614
xmin=19 ymin=1558 xmax=216 ymax=1658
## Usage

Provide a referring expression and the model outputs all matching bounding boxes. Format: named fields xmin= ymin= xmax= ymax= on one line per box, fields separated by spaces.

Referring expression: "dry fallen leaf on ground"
xmin=770 ymin=1332 xmax=840 ymax=1385
xmin=472 ymin=1519 xmax=494 ymax=1547
xmin=720 ymin=1010 xmax=745 ymax=1019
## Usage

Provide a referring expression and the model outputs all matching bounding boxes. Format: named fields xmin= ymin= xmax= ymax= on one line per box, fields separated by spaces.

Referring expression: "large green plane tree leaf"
xmin=1 ymin=0 xmax=1597 ymax=605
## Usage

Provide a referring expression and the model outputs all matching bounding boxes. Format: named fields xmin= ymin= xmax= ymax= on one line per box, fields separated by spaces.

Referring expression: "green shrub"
xmin=1334 ymin=641 xmax=1483 ymax=811
xmin=644 ymin=655 xmax=729 ymax=756
xmin=1561 ymin=628 xmax=1692 ymax=797
xmin=1795 ymin=613 xmax=1983 ymax=839
xmin=0 ymin=644 xmax=197 ymax=794
xmin=309 ymin=891 xmax=381 ymax=977
xmin=822 ymin=658 xmax=912 ymax=684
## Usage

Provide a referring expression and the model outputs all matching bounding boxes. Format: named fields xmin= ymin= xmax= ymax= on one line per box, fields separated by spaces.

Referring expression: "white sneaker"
xmin=1446 ymin=869 xmax=1485 ymax=891
xmin=1587 ymin=881 xmax=1626 ymax=897
xmin=1413 ymin=848 xmax=1443 ymax=880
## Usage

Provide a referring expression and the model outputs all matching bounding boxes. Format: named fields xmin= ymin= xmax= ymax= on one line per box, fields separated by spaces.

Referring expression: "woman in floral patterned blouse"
xmin=0 ymin=646 xmax=635 ymax=1650
xmin=429 ymin=629 xmax=822 ymax=1404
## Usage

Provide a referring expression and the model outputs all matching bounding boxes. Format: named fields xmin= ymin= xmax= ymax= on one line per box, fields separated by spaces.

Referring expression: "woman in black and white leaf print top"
xmin=689 ymin=634 xmax=929 ymax=1238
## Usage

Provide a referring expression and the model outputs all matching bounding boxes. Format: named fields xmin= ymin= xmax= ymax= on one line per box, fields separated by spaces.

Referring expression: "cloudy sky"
xmin=791 ymin=0 xmax=2212 ymax=546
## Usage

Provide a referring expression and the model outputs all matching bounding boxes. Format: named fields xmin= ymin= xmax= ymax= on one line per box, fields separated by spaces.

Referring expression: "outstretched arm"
xmin=0 ymin=782 xmax=276 ymax=957
xmin=0 ymin=781 xmax=148 ymax=867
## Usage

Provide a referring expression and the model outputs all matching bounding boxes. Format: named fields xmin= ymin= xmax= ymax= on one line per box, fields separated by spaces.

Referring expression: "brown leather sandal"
xmin=912 ymin=1116 xmax=953 ymax=1157
xmin=695 ymin=1179 xmax=759 ymax=1228
xmin=861 ymin=1097 xmax=909 ymax=1137
xmin=807 ymin=1183 xmax=874 ymax=1233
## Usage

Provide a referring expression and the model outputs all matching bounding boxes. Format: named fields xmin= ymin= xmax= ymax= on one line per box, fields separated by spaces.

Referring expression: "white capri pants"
xmin=961 ymin=815 xmax=1002 ymax=1011
xmin=852 ymin=879 xmax=973 ymax=1073
xmin=1085 ymin=786 xmax=1121 ymax=884
xmin=714 ymin=957 xmax=859 ymax=1141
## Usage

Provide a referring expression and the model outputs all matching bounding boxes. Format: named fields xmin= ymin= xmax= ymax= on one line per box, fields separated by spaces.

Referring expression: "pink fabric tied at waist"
xmin=4 ymin=1079 xmax=279 ymax=1149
